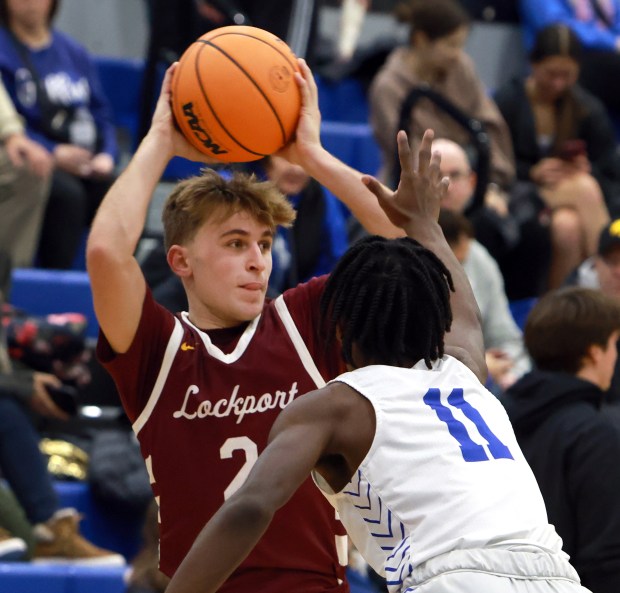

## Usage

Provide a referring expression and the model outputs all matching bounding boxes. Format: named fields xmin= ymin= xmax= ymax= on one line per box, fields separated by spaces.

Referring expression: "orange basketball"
xmin=171 ymin=26 xmax=301 ymax=163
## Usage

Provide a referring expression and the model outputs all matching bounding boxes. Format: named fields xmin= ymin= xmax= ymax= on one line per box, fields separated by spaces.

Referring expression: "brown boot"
xmin=32 ymin=508 xmax=126 ymax=566
xmin=0 ymin=526 xmax=27 ymax=561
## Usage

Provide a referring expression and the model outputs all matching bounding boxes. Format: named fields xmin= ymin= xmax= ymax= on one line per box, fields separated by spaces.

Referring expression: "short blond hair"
xmin=162 ymin=168 xmax=296 ymax=250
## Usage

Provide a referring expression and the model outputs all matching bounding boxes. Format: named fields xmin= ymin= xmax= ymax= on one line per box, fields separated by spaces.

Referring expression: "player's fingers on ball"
xmin=162 ymin=63 xmax=177 ymax=93
xmin=299 ymin=59 xmax=318 ymax=99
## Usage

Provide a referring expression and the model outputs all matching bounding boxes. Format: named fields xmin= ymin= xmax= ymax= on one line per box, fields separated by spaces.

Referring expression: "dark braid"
xmin=321 ymin=236 xmax=454 ymax=369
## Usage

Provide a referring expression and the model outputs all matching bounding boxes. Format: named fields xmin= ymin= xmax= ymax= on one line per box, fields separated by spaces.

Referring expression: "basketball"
xmin=171 ymin=26 xmax=302 ymax=163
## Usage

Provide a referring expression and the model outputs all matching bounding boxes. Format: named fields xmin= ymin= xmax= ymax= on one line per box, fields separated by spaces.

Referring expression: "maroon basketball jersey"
xmin=98 ymin=277 xmax=349 ymax=592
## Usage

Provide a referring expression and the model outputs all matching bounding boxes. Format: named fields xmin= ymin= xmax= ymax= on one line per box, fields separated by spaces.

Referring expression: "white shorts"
xmin=398 ymin=546 xmax=592 ymax=593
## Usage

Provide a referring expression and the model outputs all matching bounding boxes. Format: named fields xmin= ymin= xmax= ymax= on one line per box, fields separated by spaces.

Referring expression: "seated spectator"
xmin=369 ymin=0 xmax=516 ymax=192
xmin=432 ymin=137 xmax=551 ymax=299
xmin=565 ymin=217 xmax=620 ymax=295
xmin=0 ymin=279 xmax=125 ymax=564
xmin=0 ymin=399 xmax=125 ymax=564
xmin=495 ymin=23 xmax=613 ymax=288
xmin=0 ymin=485 xmax=28 ymax=561
xmin=0 ymin=76 xmax=51 ymax=270
xmin=564 ymin=218 xmax=620 ymax=411
xmin=501 ymin=286 xmax=620 ymax=593
xmin=519 ymin=0 xmax=620 ymax=115
xmin=0 ymin=0 xmax=118 ymax=269
xmin=438 ymin=209 xmax=531 ymax=392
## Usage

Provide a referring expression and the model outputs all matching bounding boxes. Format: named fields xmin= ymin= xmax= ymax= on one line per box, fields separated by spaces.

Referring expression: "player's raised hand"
xmin=362 ymin=130 xmax=448 ymax=231
xmin=277 ymin=58 xmax=322 ymax=166
xmin=150 ymin=64 xmax=218 ymax=164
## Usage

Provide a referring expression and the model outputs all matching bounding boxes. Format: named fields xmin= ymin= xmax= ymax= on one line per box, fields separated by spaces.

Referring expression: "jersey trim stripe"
xmin=133 ymin=317 xmax=184 ymax=435
xmin=180 ymin=311 xmax=261 ymax=363
xmin=274 ymin=295 xmax=326 ymax=388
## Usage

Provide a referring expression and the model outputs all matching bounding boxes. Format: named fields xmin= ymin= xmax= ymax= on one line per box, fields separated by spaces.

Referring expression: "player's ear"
xmin=168 ymin=244 xmax=191 ymax=277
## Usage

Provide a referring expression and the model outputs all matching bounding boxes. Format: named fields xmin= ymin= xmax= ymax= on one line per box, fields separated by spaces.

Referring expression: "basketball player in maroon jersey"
xmin=86 ymin=60 xmax=437 ymax=591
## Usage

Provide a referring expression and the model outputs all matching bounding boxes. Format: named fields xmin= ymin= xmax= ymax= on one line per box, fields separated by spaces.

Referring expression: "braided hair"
xmin=320 ymin=236 xmax=454 ymax=369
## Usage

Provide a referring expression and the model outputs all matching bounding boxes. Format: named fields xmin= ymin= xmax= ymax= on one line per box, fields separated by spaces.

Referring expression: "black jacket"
xmin=494 ymin=78 xmax=620 ymax=214
xmin=501 ymin=370 xmax=620 ymax=593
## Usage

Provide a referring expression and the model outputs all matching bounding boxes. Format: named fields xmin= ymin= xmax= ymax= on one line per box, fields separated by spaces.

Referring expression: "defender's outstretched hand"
xmin=363 ymin=130 xmax=448 ymax=232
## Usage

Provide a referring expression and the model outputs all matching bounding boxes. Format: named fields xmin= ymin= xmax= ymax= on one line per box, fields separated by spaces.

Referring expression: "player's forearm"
xmin=303 ymin=146 xmax=404 ymax=238
xmin=409 ymin=219 xmax=487 ymax=380
xmin=167 ymin=496 xmax=274 ymax=593
xmin=88 ymin=131 xmax=169 ymax=257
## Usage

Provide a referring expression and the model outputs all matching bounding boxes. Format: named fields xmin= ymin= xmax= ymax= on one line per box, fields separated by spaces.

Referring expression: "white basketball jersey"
xmin=314 ymin=356 xmax=565 ymax=591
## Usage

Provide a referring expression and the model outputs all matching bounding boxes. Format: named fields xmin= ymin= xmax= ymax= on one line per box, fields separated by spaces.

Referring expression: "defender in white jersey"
xmin=166 ymin=133 xmax=591 ymax=593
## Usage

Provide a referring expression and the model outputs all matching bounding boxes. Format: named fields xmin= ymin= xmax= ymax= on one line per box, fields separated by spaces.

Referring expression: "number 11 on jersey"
xmin=423 ymin=387 xmax=513 ymax=462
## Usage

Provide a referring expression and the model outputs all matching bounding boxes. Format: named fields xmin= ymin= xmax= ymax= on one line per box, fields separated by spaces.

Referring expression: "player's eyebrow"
xmin=220 ymin=228 xmax=274 ymax=238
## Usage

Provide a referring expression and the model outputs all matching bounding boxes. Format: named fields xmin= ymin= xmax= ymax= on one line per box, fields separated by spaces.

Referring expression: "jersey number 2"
xmin=423 ymin=388 xmax=513 ymax=462
xmin=220 ymin=436 xmax=258 ymax=500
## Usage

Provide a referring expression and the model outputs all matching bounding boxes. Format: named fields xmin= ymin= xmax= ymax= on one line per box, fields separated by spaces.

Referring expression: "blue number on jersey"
xmin=423 ymin=388 xmax=513 ymax=462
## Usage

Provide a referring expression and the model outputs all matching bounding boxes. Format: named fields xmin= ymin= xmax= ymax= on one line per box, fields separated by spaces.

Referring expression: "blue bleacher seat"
xmin=94 ymin=56 xmax=145 ymax=150
xmin=0 ymin=563 xmax=127 ymax=593
xmin=10 ymin=269 xmax=98 ymax=339
xmin=321 ymin=121 xmax=381 ymax=178
xmin=162 ymin=156 xmax=204 ymax=181
xmin=509 ymin=297 xmax=538 ymax=331
xmin=316 ymin=76 xmax=369 ymax=123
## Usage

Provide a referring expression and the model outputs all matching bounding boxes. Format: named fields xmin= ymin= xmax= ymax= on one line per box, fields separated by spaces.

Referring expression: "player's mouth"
xmin=241 ymin=282 xmax=264 ymax=291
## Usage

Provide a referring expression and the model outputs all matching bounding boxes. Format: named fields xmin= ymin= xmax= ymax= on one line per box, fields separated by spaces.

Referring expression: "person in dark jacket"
xmin=501 ymin=286 xmax=620 ymax=593
xmin=494 ymin=24 xmax=616 ymax=289
xmin=563 ymin=219 xmax=620 ymax=417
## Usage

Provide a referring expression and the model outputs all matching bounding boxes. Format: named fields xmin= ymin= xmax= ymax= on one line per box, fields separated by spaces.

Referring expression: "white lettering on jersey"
xmin=172 ymin=382 xmax=299 ymax=424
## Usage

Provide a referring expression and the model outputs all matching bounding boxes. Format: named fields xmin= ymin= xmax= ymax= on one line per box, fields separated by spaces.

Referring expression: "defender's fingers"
xmin=417 ymin=129 xmax=435 ymax=175
xmin=439 ymin=176 xmax=450 ymax=200
xmin=428 ymin=150 xmax=442 ymax=184
xmin=396 ymin=130 xmax=415 ymax=175
xmin=362 ymin=174 xmax=389 ymax=201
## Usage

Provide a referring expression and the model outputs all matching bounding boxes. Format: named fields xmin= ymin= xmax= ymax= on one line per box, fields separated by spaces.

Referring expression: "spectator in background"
xmin=0 ymin=261 xmax=125 ymax=565
xmin=432 ymin=137 xmax=551 ymax=299
xmin=494 ymin=24 xmax=612 ymax=289
xmin=432 ymin=137 xmax=533 ymax=391
xmin=501 ymin=286 xmax=620 ymax=593
xmin=369 ymin=0 xmax=516 ymax=193
xmin=564 ymin=218 xmax=620 ymax=412
xmin=0 ymin=0 xmax=118 ymax=269
xmin=438 ymin=209 xmax=531 ymax=393
xmin=0 ymin=76 xmax=51 ymax=272
xmin=519 ymin=0 xmax=620 ymax=116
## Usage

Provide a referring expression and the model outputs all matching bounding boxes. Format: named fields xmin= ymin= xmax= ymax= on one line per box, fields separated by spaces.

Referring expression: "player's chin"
xmin=235 ymin=295 xmax=266 ymax=320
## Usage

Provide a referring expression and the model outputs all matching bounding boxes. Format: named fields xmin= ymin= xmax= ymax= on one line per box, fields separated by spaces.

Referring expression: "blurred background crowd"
xmin=3 ymin=1 xmax=620 ymax=593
